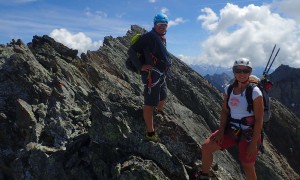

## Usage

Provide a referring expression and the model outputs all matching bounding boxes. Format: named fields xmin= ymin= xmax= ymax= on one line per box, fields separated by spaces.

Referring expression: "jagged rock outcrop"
xmin=269 ymin=65 xmax=300 ymax=118
xmin=0 ymin=25 xmax=299 ymax=179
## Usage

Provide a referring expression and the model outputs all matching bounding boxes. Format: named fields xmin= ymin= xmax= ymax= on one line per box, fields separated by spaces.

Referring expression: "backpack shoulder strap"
xmin=130 ymin=34 xmax=142 ymax=46
xmin=226 ymin=84 xmax=234 ymax=111
xmin=149 ymin=30 xmax=169 ymax=59
xmin=245 ymin=83 xmax=256 ymax=113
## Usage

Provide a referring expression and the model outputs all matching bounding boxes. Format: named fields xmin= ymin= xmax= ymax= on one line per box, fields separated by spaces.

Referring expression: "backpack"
xmin=125 ymin=33 xmax=145 ymax=73
xmin=130 ymin=33 xmax=142 ymax=46
xmin=126 ymin=31 xmax=171 ymax=73
xmin=226 ymin=79 xmax=272 ymax=123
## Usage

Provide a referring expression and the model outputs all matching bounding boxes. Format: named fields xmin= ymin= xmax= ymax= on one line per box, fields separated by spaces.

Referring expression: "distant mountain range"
xmin=190 ymin=64 xmax=275 ymax=78
xmin=191 ymin=63 xmax=277 ymax=93
xmin=203 ymin=72 xmax=232 ymax=93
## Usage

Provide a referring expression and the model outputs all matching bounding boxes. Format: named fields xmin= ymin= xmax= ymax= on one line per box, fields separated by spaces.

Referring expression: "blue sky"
xmin=1 ymin=0 xmax=300 ymax=70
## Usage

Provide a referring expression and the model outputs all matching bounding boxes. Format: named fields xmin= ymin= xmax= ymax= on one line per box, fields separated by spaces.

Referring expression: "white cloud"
xmin=161 ymin=8 xmax=169 ymax=15
xmin=274 ymin=0 xmax=300 ymax=22
xmin=149 ymin=0 xmax=156 ymax=3
xmin=197 ymin=8 xmax=218 ymax=31
xmin=196 ymin=3 xmax=300 ymax=68
xmin=85 ymin=7 xmax=107 ymax=18
xmin=168 ymin=17 xmax=186 ymax=27
xmin=178 ymin=54 xmax=198 ymax=65
xmin=95 ymin=11 xmax=108 ymax=18
xmin=49 ymin=28 xmax=102 ymax=55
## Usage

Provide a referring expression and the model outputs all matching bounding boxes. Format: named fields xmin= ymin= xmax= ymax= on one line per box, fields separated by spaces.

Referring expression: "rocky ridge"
xmin=269 ymin=65 xmax=300 ymax=118
xmin=0 ymin=25 xmax=299 ymax=179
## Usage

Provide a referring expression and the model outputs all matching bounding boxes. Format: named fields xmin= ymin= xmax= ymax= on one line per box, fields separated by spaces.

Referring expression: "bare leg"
xmin=156 ymin=100 xmax=165 ymax=111
xmin=143 ymin=105 xmax=154 ymax=132
xmin=242 ymin=162 xmax=257 ymax=180
xmin=201 ymin=137 xmax=221 ymax=174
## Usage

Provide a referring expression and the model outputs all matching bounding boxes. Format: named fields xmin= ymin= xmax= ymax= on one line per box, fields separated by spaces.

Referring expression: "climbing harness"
xmin=227 ymin=116 xmax=255 ymax=142
xmin=145 ymin=68 xmax=165 ymax=94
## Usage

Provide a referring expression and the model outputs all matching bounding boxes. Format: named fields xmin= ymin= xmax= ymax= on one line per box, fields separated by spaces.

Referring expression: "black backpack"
xmin=227 ymin=80 xmax=272 ymax=123
xmin=125 ymin=31 xmax=171 ymax=73
xmin=125 ymin=33 xmax=144 ymax=73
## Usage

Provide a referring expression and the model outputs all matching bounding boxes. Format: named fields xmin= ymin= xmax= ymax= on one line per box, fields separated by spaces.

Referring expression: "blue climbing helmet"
xmin=153 ymin=13 xmax=169 ymax=25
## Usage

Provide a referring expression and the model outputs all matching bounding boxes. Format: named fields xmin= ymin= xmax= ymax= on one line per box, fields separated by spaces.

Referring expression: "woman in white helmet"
xmin=195 ymin=58 xmax=264 ymax=180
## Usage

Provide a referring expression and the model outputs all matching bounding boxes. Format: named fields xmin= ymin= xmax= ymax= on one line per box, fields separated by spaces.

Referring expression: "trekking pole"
xmin=266 ymin=47 xmax=280 ymax=74
xmin=263 ymin=44 xmax=276 ymax=77
xmin=262 ymin=45 xmax=280 ymax=80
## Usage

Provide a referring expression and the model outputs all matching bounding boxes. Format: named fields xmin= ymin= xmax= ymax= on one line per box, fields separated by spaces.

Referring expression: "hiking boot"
xmin=194 ymin=170 xmax=210 ymax=180
xmin=145 ymin=131 xmax=159 ymax=142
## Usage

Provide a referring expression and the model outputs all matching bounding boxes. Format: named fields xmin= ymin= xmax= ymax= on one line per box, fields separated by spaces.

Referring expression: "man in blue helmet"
xmin=128 ymin=13 xmax=172 ymax=141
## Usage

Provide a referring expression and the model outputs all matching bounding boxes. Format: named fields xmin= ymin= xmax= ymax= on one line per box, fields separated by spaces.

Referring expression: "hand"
xmin=211 ymin=130 xmax=224 ymax=145
xmin=141 ymin=65 xmax=152 ymax=72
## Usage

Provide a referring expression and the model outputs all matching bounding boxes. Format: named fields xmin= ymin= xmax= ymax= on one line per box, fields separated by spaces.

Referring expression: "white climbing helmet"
xmin=233 ymin=57 xmax=252 ymax=69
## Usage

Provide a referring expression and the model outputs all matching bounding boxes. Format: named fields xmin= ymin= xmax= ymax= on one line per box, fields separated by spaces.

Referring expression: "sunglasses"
xmin=156 ymin=22 xmax=168 ymax=27
xmin=234 ymin=68 xmax=251 ymax=74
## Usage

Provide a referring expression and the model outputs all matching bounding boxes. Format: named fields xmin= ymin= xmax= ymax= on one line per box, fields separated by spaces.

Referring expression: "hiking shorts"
xmin=141 ymin=72 xmax=167 ymax=106
xmin=210 ymin=130 xmax=261 ymax=164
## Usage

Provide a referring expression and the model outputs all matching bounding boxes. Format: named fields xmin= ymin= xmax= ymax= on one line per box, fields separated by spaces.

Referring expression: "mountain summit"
xmin=0 ymin=25 xmax=299 ymax=179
